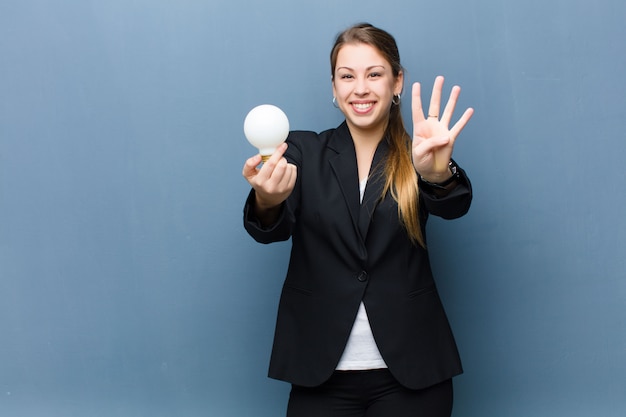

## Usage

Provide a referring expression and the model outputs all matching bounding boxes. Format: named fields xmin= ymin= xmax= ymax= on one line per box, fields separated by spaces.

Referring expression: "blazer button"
xmin=357 ymin=271 xmax=368 ymax=282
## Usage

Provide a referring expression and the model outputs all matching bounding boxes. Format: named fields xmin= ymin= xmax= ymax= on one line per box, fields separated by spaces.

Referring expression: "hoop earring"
xmin=392 ymin=94 xmax=401 ymax=106
xmin=332 ymin=96 xmax=339 ymax=108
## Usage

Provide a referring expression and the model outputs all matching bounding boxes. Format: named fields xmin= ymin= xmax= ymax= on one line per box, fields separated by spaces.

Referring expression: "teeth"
xmin=353 ymin=103 xmax=373 ymax=110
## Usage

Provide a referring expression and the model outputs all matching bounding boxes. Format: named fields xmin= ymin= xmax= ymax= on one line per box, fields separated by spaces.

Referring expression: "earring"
xmin=332 ymin=97 xmax=339 ymax=108
xmin=392 ymin=94 xmax=401 ymax=105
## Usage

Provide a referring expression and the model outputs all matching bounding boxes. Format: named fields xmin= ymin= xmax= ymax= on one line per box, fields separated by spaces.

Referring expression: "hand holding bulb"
xmin=242 ymin=104 xmax=297 ymax=219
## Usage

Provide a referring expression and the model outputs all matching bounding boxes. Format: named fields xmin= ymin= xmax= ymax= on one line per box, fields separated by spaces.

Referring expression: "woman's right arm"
xmin=242 ymin=142 xmax=297 ymax=228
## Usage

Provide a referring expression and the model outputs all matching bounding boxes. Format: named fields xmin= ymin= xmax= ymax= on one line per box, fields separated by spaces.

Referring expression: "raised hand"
xmin=411 ymin=76 xmax=474 ymax=182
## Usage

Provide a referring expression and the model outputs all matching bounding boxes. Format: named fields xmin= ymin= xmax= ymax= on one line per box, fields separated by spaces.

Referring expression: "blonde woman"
xmin=243 ymin=23 xmax=474 ymax=417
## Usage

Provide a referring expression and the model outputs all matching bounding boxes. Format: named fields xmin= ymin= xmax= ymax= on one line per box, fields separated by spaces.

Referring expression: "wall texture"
xmin=1 ymin=1 xmax=624 ymax=416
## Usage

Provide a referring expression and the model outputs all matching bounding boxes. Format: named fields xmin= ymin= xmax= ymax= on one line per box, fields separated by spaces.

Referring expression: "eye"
xmin=340 ymin=74 xmax=354 ymax=80
xmin=369 ymin=72 xmax=382 ymax=78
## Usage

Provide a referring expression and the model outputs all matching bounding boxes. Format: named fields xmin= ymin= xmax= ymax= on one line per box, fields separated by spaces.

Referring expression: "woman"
xmin=242 ymin=23 xmax=474 ymax=417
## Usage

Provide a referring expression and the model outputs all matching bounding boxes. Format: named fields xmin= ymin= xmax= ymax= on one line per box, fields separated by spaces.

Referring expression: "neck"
xmin=346 ymin=121 xmax=387 ymax=149
xmin=349 ymin=123 xmax=386 ymax=181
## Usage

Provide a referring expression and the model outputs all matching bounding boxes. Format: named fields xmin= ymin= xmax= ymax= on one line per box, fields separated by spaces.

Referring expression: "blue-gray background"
xmin=1 ymin=1 xmax=624 ymax=416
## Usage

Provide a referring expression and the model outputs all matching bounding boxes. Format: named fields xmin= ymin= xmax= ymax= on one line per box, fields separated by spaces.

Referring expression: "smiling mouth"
xmin=352 ymin=102 xmax=374 ymax=112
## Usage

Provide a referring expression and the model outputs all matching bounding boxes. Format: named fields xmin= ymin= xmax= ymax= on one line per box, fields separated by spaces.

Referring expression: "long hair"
xmin=330 ymin=23 xmax=424 ymax=247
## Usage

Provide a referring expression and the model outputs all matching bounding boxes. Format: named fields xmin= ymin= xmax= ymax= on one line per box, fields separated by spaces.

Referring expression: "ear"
xmin=394 ymin=70 xmax=404 ymax=96
xmin=332 ymin=78 xmax=337 ymax=98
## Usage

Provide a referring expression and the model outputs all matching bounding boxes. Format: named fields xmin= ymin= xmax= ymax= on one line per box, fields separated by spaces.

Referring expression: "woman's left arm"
xmin=411 ymin=76 xmax=474 ymax=219
xmin=419 ymin=161 xmax=472 ymax=219
xmin=411 ymin=76 xmax=474 ymax=184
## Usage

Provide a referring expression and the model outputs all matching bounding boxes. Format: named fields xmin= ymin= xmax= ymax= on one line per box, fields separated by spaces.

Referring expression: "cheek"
xmin=333 ymin=83 xmax=350 ymax=98
xmin=384 ymin=80 xmax=398 ymax=97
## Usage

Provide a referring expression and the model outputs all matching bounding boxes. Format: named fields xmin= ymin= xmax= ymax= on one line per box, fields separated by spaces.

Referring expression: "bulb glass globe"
xmin=244 ymin=104 xmax=290 ymax=162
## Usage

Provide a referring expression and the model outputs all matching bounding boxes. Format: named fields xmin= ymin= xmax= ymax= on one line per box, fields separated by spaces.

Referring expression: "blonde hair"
xmin=330 ymin=23 xmax=424 ymax=246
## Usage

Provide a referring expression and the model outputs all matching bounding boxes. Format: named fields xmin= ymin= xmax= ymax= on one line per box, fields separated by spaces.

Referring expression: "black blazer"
xmin=244 ymin=122 xmax=472 ymax=390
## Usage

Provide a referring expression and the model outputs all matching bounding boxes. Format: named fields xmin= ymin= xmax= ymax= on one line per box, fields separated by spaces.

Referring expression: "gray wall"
xmin=1 ymin=1 xmax=624 ymax=416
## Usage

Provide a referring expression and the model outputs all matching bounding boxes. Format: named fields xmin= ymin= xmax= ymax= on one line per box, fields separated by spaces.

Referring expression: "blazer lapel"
xmin=327 ymin=123 xmax=361 ymax=238
xmin=358 ymin=138 xmax=389 ymax=241
xmin=328 ymin=123 xmax=390 ymax=243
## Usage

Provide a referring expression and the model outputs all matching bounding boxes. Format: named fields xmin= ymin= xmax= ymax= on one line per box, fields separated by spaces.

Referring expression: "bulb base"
xmin=261 ymin=154 xmax=271 ymax=163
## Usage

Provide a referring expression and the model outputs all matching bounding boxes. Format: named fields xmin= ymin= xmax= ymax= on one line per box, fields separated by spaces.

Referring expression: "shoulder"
xmin=286 ymin=122 xmax=349 ymax=149
xmin=284 ymin=130 xmax=324 ymax=167
xmin=287 ymin=130 xmax=320 ymax=144
xmin=287 ymin=126 xmax=338 ymax=143
xmin=284 ymin=122 xmax=350 ymax=166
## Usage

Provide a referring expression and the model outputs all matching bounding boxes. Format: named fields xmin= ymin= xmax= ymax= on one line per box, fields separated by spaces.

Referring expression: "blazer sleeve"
xmin=419 ymin=162 xmax=472 ymax=220
xmin=243 ymin=190 xmax=293 ymax=243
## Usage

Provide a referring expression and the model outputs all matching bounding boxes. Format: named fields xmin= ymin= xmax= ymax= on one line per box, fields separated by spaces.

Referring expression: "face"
xmin=332 ymin=43 xmax=403 ymax=139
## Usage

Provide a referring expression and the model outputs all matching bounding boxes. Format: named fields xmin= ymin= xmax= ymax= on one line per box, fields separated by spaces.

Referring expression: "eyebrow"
xmin=336 ymin=65 xmax=386 ymax=72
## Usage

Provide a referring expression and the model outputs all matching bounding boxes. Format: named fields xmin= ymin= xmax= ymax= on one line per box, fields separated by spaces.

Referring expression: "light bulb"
xmin=244 ymin=104 xmax=290 ymax=162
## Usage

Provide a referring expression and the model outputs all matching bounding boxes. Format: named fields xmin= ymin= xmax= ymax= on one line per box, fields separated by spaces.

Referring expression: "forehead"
xmin=335 ymin=43 xmax=389 ymax=70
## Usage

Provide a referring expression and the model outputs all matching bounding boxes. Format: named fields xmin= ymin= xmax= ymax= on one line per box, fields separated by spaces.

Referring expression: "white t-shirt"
xmin=335 ymin=178 xmax=388 ymax=371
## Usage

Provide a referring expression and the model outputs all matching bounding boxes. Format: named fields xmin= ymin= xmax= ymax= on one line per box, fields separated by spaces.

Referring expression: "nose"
xmin=354 ymin=77 xmax=369 ymax=96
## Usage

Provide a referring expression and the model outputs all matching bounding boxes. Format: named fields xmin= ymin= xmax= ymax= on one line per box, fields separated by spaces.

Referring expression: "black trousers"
xmin=286 ymin=369 xmax=453 ymax=417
